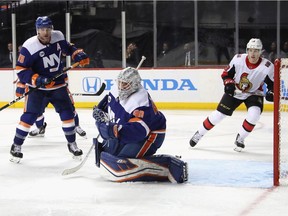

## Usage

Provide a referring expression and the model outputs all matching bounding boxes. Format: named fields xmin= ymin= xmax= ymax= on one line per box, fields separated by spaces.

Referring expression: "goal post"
xmin=274 ymin=58 xmax=288 ymax=186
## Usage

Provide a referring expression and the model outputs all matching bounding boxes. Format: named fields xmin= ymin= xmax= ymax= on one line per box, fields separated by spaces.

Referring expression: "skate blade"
xmin=28 ymin=134 xmax=45 ymax=138
xmin=10 ymin=156 xmax=21 ymax=163
xmin=234 ymin=146 xmax=243 ymax=152
xmin=79 ymin=135 xmax=88 ymax=139
xmin=72 ymin=155 xmax=82 ymax=161
xmin=76 ymin=133 xmax=87 ymax=139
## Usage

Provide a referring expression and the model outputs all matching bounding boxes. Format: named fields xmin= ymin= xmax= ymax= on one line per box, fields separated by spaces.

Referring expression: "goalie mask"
xmin=246 ymin=38 xmax=263 ymax=52
xmin=117 ymin=67 xmax=141 ymax=100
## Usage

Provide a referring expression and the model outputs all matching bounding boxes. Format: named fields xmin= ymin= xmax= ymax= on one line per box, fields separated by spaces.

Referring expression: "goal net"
xmin=274 ymin=58 xmax=288 ymax=186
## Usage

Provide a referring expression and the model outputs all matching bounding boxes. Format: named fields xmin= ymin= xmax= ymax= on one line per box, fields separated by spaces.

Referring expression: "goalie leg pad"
xmin=99 ymin=152 xmax=169 ymax=182
xmin=145 ymin=155 xmax=188 ymax=183
xmin=168 ymin=156 xmax=188 ymax=183
xmin=98 ymin=152 xmax=188 ymax=183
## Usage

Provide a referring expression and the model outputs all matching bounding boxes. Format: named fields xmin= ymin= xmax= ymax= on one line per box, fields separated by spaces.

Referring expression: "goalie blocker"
xmin=93 ymin=138 xmax=188 ymax=183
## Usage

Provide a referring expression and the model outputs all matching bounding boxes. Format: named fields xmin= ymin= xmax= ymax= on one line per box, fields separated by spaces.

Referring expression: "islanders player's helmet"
xmin=35 ymin=16 xmax=53 ymax=30
xmin=117 ymin=67 xmax=142 ymax=100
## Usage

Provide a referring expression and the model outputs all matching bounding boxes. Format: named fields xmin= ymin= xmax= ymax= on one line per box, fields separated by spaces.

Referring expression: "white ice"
xmin=0 ymin=108 xmax=287 ymax=216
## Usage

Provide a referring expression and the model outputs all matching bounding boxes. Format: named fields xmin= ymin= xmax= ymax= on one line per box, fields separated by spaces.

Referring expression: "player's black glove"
xmin=224 ymin=79 xmax=236 ymax=96
xmin=265 ymin=90 xmax=274 ymax=102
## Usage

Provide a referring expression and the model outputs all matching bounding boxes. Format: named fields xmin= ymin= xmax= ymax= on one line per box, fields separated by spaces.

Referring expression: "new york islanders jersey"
xmin=222 ymin=53 xmax=274 ymax=100
xmin=106 ymin=84 xmax=166 ymax=145
xmin=15 ymin=30 xmax=76 ymax=90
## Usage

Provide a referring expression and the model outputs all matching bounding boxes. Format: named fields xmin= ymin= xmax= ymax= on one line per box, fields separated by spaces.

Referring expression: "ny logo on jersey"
xmin=43 ymin=53 xmax=61 ymax=68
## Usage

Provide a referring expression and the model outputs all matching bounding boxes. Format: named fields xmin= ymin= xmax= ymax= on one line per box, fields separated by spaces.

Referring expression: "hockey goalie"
xmin=92 ymin=67 xmax=188 ymax=183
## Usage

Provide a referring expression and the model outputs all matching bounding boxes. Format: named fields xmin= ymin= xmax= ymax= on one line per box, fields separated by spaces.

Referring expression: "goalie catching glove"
xmin=31 ymin=74 xmax=55 ymax=88
xmin=92 ymin=106 xmax=109 ymax=123
xmin=72 ymin=49 xmax=90 ymax=67
xmin=224 ymin=78 xmax=236 ymax=96
xmin=93 ymin=106 xmax=119 ymax=140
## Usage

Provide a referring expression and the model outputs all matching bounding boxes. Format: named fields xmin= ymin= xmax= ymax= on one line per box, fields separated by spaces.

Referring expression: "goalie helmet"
xmin=246 ymin=38 xmax=263 ymax=52
xmin=117 ymin=67 xmax=141 ymax=100
xmin=35 ymin=16 xmax=53 ymax=30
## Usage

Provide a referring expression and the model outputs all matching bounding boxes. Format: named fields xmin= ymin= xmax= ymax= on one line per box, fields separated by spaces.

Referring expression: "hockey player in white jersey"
xmin=10 ymin=16 xmax=89 ymax=163
xmin=92 ymin=67 xmax=188 ymax=183
xmin=189 ymin=38 xmax=274 ymax=152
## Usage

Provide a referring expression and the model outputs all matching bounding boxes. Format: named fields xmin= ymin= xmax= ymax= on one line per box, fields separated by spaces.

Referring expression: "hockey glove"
xmin=32 ymin=74 xmax=55 ymax=88
xmin=265 ymin=90 xmax=274 ymax=102
xmin=72 ymin=49 xmax=90 ymax=67
xmin=224 ymin=79 xmax=236 ymax=96
xmin=93 ymin=106 xmax=109 ymax=123
xmin=15 ymin=81 xmax=26 ymax=97
xmin=97 ymin=121 xmax=119 ymax=140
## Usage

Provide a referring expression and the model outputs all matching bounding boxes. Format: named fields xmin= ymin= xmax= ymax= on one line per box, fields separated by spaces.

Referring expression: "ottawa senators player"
xmin=189 ymin=38 xmax=274 ymax=152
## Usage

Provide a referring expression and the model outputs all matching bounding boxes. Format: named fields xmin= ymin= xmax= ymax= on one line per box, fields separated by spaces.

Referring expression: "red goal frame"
xmin=273 ymin=58 xmax=280 ymax=186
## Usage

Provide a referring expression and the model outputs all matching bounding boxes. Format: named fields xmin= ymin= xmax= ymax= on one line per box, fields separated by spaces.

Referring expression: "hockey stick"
xmin=71 ymin=83 xmax=106 ymax=96
xmin=62 ymin=134 xmax=100 ymax=176
xmin=136 ymin=56 xmax=146 ymax=70
xmin=13 ymin=78 xmax=19 ymax=84
xmin=61 ymin=144 xmax=94 ymax=176
xmin=0 ymin=62 xmax=80 ymax=112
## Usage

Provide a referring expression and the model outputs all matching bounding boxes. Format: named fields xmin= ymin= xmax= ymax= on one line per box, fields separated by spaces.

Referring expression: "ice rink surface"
xmin=0 ymin=108 xmax=287 ymax=216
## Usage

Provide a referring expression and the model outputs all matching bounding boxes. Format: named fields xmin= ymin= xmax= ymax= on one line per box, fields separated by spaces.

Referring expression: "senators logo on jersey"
xmin=237 ymin=72 xmax=253 ymax=92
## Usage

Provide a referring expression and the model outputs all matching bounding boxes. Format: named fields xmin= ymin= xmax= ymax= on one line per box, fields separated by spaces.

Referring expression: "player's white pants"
xmin=198 ymin=110 xmax=226 ymax=135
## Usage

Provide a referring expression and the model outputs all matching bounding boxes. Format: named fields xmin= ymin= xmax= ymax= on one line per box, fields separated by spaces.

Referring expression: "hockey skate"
xmin=234 ymin=134 xmax=245 ymax=152
xmin=75 ymin=126 xmax=87 ymax=139
xmin=189 ymin=131 xmax=203 ymax=147
xmin=67 ymin=142 xmax=83 ymax=160
xmin=10 ymin=144 xmax=23 ymax=163
xmin=28 ymin=122 xmax=47 ymax=137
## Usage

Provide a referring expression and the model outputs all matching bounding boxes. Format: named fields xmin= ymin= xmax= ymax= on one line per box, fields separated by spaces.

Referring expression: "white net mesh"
xmin=279 ymin=58 xmax=288 ymax=185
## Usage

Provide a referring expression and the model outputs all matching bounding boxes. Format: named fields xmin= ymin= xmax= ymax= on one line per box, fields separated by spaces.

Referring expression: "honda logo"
xmin=82 ymin=77 xmax=102 ymax=93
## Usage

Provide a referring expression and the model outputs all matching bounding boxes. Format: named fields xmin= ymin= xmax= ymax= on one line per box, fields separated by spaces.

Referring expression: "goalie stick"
xmin=136 ymin=56 xmax=146 ymax=70
xmin=0 ymin=62 xmax=79 ymax=112
xmin=62 ymin=134 xmax=100 ymax=176
xmin=71 ymin=83 xmax=106 ymax=96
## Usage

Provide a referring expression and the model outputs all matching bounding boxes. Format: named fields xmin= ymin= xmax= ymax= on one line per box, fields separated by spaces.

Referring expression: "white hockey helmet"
xmin=117 ymin=67 xmax=141 ymax=100
xmin=246 ymin=38 xmax=263 ymax=52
